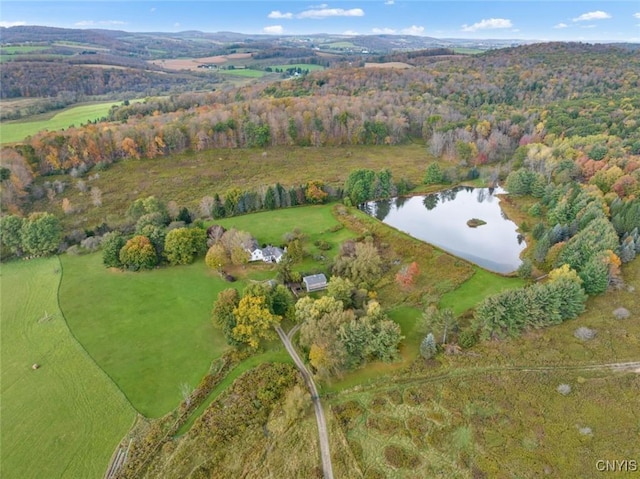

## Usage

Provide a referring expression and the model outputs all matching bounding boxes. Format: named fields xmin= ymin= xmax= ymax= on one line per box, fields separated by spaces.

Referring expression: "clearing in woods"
xmin=0 ymin=101 xmax=123 ymax=144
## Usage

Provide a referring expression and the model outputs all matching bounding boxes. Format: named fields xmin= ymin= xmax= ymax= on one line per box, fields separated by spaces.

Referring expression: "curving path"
xmin=275 ymin=325 xmax=334 ymax=479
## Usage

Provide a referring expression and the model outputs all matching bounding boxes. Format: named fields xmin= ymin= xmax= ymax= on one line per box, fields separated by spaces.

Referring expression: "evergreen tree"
xmin=212 ymin=193 xmax=226 ymax=219
xmin=264 ymin=186 xmax=277 ymax=210
xmin=423 ymin=163 xmax=444 ymax=185
xmin=420 ymin=333 xmax=437 ymax=359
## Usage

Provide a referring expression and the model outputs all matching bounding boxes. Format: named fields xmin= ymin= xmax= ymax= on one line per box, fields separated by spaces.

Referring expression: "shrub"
xmin=383 ymin=445 xmax=421 ymax=469
xmin=613 ymin=307 xmax=630 ymax=320
xmin=574 ymin=327 xmax=596 ymax=341
xmin=517 ymin=259 xmax=532 ymax=279
xmin=102 ymin=232 xmax=125 ymax=268
xmin=458 ymin=328 xmax=478 ymax=349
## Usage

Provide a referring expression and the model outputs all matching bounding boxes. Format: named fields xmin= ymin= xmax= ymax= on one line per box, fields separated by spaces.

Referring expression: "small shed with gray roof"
xmin=302 ymin=273 xmax=328 ymax=292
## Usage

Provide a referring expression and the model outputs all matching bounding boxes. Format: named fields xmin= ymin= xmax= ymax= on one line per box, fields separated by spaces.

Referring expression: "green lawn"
xmin=59 ymin=253 xmax=235 ymax=418
xmin=215 ymin=204 xmax=346 ymax=247
xmin=217 ymin=69 xmax=265 ymax=78
xmin=0 ymin=45 xmax=49 ymax=54
xmin=0 ymin=101 xmax=121 ymax=144
xmin=0 ymin=257 xmax=135 ymax=479
xmin=439 ymin=267 xmax=526 ymax=316
xmin=270 ymin=64 xmax=325 ymax=71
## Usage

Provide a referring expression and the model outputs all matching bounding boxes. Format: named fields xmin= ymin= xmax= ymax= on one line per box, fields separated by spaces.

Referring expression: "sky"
xmin=1 ymin=1 xmax=639 ymax=42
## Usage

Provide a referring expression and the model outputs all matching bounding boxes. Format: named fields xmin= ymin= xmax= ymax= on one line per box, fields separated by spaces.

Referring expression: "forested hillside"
xmin=1 ymin=42 xmax=639 ymax=276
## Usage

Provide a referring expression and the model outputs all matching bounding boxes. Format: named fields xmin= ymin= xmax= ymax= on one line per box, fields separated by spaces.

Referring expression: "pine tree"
xmin=420 ymin=333 xmax=437 ymax=359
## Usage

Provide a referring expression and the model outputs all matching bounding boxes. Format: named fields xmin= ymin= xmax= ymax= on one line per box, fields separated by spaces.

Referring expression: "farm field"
xmin=0 ymin=101 xmax=122 ymax=144
xmin=270 ymin=63 xmax=325 ymax=71
xmin=217 ymin=68 xmax=265 ymax=78
xmin=0 ymin=257 xmax=135 ymax=479
xmin=59 ymin=253 xmax=235 ymax=418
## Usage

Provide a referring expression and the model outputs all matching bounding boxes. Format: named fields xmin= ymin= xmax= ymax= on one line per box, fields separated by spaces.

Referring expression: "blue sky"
xmin=1 ymin=1 xmax=639 ymax=42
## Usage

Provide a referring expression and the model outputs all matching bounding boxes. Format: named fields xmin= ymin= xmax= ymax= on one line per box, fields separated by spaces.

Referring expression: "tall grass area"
xmin=329 ymin=368 xmax=639 ymax=478
xmin=0 ymin=258 xmax=135 ymax=479
xmin=0 ymin=101 xmax=122 ymax=144
xmin=59 ymin=253 xmax=234 ymax=418
xmin=31 ymin=143 xmax=430 ymax=231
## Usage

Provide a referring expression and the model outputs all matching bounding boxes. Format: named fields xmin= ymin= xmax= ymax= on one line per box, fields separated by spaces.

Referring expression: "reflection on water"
xmin=361 ymin=186 xmax=525 ymax=274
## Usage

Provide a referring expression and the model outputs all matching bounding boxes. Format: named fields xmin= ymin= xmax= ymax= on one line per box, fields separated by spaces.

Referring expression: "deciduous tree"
xmin=119 ymin=235 xmax=157 ymax=270
xmin=232 ymin=295 xmax=281 ymax=349
xmin=164 ymin=227 xmax=207 ymax=265
xmin=20 ymin=212 xmax=61 ymax=256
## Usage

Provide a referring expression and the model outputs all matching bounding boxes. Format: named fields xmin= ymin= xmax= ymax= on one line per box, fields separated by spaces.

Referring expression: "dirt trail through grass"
xmin=276 ymin=325 xmax=334 ymax=479
xmin=337 ymin=360 xmax=640 ymax=400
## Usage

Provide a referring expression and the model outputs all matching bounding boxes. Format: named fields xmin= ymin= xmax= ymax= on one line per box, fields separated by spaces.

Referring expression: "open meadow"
xmin=59 ymin=253 xmax=234 ymax=418
xmin=34 ymin=143 xmax=433 ymax=231
xmin=0 ymin=258 xmax=135 ymax=479
xmin=0 ymin=101 xmax=123 ymax=144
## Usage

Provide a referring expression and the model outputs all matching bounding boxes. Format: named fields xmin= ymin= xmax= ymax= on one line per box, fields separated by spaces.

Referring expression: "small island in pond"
xmin=467 ymin=218 xmax=487 ymax=228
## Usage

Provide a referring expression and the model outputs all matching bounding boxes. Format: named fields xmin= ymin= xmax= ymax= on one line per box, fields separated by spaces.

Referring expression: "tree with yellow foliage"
xmin=232 ymin=295 xmax=281 ymax=349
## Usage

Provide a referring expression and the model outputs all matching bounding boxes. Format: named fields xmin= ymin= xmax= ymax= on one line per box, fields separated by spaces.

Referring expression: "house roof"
xmin=262 ymin=246 xmax=284 ymax=257
xmin=244 ymin=238 xmax=260 ymax=251
xmin=303 ymin=273 xmax=327 ymax=287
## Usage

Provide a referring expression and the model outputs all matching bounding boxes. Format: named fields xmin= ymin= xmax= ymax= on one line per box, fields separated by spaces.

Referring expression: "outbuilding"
xmin=302 ymin=273 xmax=328 ymax=292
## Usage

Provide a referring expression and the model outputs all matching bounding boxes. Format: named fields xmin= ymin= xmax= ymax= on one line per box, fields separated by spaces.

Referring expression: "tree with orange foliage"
xmin=304 ymin=180 xmax=328 ymax=204
xmin=396 ymin=261 xmax=420 ymax=287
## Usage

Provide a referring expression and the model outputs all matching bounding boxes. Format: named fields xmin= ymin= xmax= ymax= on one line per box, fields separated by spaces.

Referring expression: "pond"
xmin=360 ymin=186 xmax=526 ymax=274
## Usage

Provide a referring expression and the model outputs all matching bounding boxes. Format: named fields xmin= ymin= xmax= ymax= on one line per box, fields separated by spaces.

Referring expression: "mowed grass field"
xmin=217 ymin=69 xmax=265 ymax=78
xmin=0 ymin=101 xmax=121 ymax=144
xmin=59 ymin=253 xmax=235 ymax=418
xmin=0 ymin=257 xmax=135 ymax=479
xmin=439 ymin=267 xmax=526 ymax=316
xmin=270 ymin=63 xmax=325 ymax=71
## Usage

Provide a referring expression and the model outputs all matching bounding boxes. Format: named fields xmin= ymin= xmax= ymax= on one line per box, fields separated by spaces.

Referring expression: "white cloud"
xmin=384 ymin=0 xmax=395 ymax=4
xmin=263 ymin=25 xmax=284 ymax=34
xmin=580 ymin=24 xmax=597 ymax=29
xmin=372 ymin=27 xmax=396 ymax=34
xmin=75 ymin=20 xmax=126 ymax=27
xmin=298 ymin=8 xmax=364 ymax=19
xmin=150 ymin=7 xmax=156 ymax=13
xmin=343 ymin=30 xmax=359 ymax=35
xmin=309 ymin=3 xmax=329 ymax=8
xmin=461 ymin=18 xmax=512 ymax=32
xmin=268 ymin=11 xmax=293 ymax=20
xmin=0 ymin=21 xmax=26 ymax=28
xmin=174 ymin=22 xmax=181 ymax=28
xmin=401 ymin=25 xmax=425 ymax=35
xmin=554 ymin=22 xmax=568 ymax=29
xmin=572 ymin=11 xmax=611 ymax=22
xmin=634 ymin=13 xmax=640 ymax=19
